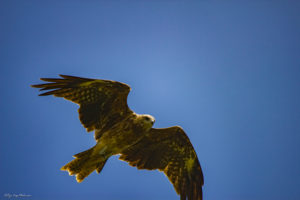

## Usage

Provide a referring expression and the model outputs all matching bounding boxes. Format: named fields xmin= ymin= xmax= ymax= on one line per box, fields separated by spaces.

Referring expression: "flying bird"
xmin=31 ymin=75 xmax=204 ymax=200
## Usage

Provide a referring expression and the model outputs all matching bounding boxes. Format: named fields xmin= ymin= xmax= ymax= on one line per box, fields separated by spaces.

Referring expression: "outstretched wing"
xmin=31 ymin=75 xmax=132 ymax=138
xmin=119 ymin=126 xmax=204 ymax=200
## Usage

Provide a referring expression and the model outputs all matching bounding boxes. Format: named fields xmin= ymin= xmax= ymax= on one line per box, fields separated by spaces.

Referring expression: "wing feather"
xmin=32 ymin=75 xmax=132 ymax=136
xmin=119 ymin=126 xmax=204 ymax=200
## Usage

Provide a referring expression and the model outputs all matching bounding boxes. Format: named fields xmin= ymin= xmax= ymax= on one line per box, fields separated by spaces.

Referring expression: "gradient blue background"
xmin=1 ymin=1 xmax=299 ymax=200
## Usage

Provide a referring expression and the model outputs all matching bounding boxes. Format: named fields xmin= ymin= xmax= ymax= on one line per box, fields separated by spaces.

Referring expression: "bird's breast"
xmin=95 ymin=120 xmax=147 ymax=155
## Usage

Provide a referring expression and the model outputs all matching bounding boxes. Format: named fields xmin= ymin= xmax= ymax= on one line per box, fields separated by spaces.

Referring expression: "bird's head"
xmin=138 ymin=114 xmax=155 ymax=131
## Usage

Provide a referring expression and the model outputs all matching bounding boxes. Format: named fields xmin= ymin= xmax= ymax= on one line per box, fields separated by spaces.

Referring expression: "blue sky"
xmin=1 ymin=1 xmax=300 ymax=200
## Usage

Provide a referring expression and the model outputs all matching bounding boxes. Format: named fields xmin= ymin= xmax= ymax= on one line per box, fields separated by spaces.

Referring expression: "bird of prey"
xmin=32 ymin=75 xmax=204 ymax=200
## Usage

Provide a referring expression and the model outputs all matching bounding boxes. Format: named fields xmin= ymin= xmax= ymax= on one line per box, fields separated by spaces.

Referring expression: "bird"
xmin=31 ymin=74 xmax=204 ymax=200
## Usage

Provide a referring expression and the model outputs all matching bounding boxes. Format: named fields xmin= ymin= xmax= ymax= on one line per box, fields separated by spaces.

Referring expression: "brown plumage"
xmin=31 ymin=74 xmax=204 ymax=200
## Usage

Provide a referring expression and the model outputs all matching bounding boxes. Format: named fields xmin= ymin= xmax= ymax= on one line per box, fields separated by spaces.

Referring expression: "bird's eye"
xmin=145 ymin=117 xmax=150 ymax=121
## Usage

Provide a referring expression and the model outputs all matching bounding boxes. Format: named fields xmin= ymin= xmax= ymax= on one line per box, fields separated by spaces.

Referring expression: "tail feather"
xmin=73 ymin=148 xmax=94 ymax=158
xmin=61 ymin=147 xmax=108 ymax=182
xmin=96 ymin=159 xmax=108 ymax=174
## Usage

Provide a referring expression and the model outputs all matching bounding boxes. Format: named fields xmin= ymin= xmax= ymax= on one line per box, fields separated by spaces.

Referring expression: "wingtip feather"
xmin=59 ymin=74 xmax=80 ymax=79
xmin=58 ymin=74 xmax=68 ymax=78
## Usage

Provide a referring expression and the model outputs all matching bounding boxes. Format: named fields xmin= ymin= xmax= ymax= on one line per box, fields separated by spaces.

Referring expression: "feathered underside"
xmin=120 ymin=126 xmax=204 ymax=200
xmin=31 ymin=74 xmax=132 ymax=139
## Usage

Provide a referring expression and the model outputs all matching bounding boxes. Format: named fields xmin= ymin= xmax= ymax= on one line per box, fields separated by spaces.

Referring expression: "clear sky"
xmin=1 ymin=1 xmax=299 ymax=200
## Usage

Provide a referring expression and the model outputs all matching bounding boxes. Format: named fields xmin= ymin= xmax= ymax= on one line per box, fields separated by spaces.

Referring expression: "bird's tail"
xmin=61 ymin=147 xmax=108 ymax=182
